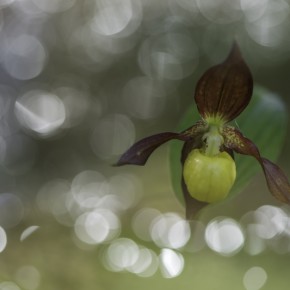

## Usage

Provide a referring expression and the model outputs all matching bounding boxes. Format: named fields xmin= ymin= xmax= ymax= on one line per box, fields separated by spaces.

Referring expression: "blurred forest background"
xmin=0 ymin=0 xmax=290 ymax=289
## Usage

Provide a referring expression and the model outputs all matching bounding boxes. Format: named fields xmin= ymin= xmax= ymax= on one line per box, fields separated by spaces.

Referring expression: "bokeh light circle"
xmin=74 ymin=209 xmax=120 ymax=245
xmin=243 ymin=266 xmax=267 ymax=290
xmin=31 ymin=0 xmax=76 ymax=13
xmin=0 ymin=227 xmax=7 ymax=253
xmin=104 ymin=238 xmax=140 ymax=271
xmin=15 ymin=265 xmax=41 ymax=290
xmin=196 ymin=0 xmax=242 ymax=24
xmin=90 ymin=0 xmax=133 ymax=36
xmin=132 ymin=208 xmax=161 ymax=242
xmin=138 ymin=33 xmax=198 ymax=80
xmin=205 ymin=217 xmax=245 ymax=256
xmin=15 ymin=90 xmax=66 ymax=137
xmin=0 ymin=281 xmax=20 ymax=290
xmin=20 ymin=226 xmax=40 ymax=242
xmin=150 ymin=213 xmax=191 ymax=249
xmin=53 ymin=86 xmax=89 ymax=128
xmin=3 ymin=34 xmax=47 ymax=80
xmin=127 ymin=247 xmax=159 ymax=277
xmin=71 ymin=170 xmax=107 ymax=209
xmin=159 ymin=248 xmax=184 ymax=278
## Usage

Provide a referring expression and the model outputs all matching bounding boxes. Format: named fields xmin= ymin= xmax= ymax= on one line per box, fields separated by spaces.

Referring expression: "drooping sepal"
xmin=115 ymin=132 xmax=187 ymax=166
xmin=261 ymin=158 xmax=290 ymax=203
xmin=194 ymin=43 xmax=253 ymax=123
xmin=223 ymin=126 xmax=290 ymax=203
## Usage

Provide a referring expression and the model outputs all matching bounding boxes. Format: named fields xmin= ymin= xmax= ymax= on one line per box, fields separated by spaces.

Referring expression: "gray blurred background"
xmin=0 ymin=0 xmax=290 ymax=289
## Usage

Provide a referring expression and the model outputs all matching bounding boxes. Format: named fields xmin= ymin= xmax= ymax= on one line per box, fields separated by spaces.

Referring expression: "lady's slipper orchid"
xmin=116 ymin=43 xmax=290 ymax=219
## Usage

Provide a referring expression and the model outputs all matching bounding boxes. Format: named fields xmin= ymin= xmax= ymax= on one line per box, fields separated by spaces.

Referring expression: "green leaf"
xmin=169 ymin=85 xmax=288 ymax=205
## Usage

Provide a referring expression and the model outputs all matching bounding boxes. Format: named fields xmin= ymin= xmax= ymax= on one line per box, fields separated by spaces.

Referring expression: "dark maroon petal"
xmin=116 ymin=120 xmax=207 ymax=167
xmin=115 ymin=132 xmax=187 ymax=166
xmin=223 ymin=126 xmax=290 ymax=203
xmin=181 ymin=136 xmax=203 ymax=164
xmin=261 ymin=158 xmax=290 ymax=203
xmin=194 ymin=42 xmax=253 ymax=122
xmin=181 ymin=140 xmax=208 ymax=220
xmin=222 ymin=146 xmax=235 ymax=160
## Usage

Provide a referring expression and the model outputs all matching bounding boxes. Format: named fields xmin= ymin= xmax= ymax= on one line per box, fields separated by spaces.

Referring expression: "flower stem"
xmin=203 ymin=125 xmax=224 ymax=156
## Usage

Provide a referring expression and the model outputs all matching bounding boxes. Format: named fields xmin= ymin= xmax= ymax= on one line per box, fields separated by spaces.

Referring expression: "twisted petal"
xmin=223 ymin=126 xmax=290 ymax=203
xmin=115 ymin=132 xmax=187 ymax=166
xmin=116 ymin=121 xmax=207 ymax=166
xmin=194 ymin=43 xmax=253 ymax=123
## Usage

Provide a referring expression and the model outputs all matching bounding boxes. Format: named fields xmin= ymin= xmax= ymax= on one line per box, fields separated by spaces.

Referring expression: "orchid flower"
xmin=116 ymin=43 xmax=290 ymax=219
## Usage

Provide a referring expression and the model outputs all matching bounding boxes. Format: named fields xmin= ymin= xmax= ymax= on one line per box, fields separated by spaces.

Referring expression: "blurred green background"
xmin=0 ymin=0 xmax=290 ymax=289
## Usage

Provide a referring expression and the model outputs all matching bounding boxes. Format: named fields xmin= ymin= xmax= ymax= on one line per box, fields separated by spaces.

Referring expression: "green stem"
xmin=203 ymin=125 xmax=224 ymax=156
